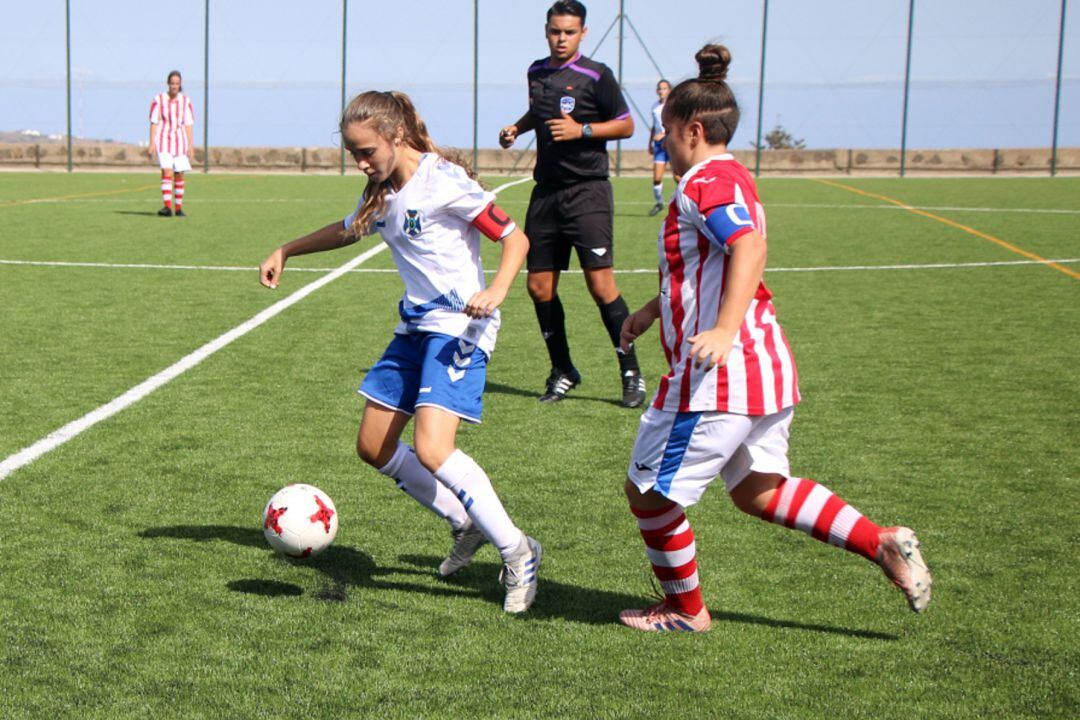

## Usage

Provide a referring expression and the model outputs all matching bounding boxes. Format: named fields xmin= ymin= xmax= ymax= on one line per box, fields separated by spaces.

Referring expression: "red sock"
xmin=174 ymin=178 xmax=185 ymax=209
xmin=161 ymin=177 xmax=172 ymax=208
xmin=632 ymin=502 xmax=704 ymax=615
xmin=760 ymin=477 xmax=880 ymax=560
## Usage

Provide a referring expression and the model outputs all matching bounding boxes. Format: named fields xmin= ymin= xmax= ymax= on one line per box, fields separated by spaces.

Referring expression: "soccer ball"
xmin=262 ymin=484 xmax=338 ymax=558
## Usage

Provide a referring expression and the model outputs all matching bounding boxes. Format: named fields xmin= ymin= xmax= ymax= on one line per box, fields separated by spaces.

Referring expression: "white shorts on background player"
xmin=627 ymin=406 xmax=793 ymax=507
xmin=157 ymin=151 xmax=192 ymax=172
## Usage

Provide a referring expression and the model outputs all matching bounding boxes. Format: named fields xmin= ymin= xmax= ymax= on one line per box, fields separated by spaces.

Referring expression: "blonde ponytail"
xmin=340 ymin=91 xmax=477 ymax=237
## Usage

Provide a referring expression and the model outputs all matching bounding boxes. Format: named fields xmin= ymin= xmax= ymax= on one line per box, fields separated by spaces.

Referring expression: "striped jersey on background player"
xmin=147 ymin=70 xmax=194 ymax=217
xmin=616 ymin=44 xmax=932 ymax=633
xmin=149 ymin=89 xmax=194 ymax=157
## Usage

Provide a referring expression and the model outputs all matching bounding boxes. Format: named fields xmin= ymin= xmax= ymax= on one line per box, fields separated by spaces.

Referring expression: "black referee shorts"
xmin=524 ymin=179 xmax=614 ymax=272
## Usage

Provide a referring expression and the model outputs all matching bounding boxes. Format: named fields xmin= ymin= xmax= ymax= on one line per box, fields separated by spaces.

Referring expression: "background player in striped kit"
xmin=647 ymin=79 xmax=672 ymax=217
xmin=616 ymin=45 xmax=932 ymax=632
xmin=147 ymin=70 xmax=195 ymax=217
xmin=258 ymin=91 xmax=542 ymax=614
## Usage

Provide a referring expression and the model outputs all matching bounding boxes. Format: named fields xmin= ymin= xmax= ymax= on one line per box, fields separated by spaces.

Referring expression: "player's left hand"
xmin=464 ymin=287 xmax=505 ymax=318
xmin=687 ymin=328 xmax=735 ymax=371
xmin=546 ymin=112 xmax=583 ymax=142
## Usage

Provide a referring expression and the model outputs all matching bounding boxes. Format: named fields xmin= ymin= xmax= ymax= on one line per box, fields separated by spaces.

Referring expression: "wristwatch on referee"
xmin=581 ymin=123 xmax=594 ymax=138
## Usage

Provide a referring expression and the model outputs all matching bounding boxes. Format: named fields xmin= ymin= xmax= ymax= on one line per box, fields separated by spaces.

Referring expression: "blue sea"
xmin=3 ymin=78 xmax=1077 ymax=151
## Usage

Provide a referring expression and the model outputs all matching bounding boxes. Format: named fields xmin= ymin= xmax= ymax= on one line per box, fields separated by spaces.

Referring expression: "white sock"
xmin=378 ymin=442 xmax=469 ymax=530
xmin=433 ymin=449 xmax=523 ymax=559
xmin=652 ymin=183 xmax=663 ymax=202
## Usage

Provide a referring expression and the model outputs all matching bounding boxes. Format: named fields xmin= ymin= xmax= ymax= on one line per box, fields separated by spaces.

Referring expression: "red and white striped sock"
xmin=760 ymin=476 xmax=881 ymax=560
xmin=174 ymin=178 xmax=185 ymax=209
xmin=632 ymin=502 xmax=704 ymax=615
xmin=161 ymin=177 xmax=172 ymax=209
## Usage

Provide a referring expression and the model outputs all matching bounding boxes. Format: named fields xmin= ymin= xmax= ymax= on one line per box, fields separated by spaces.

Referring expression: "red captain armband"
xmin=472 ymin=202 xmax=516 ymax=241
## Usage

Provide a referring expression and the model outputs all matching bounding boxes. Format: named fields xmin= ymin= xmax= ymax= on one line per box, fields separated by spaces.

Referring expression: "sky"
xmin=1 ymin=0 xmax=1077 ymax=151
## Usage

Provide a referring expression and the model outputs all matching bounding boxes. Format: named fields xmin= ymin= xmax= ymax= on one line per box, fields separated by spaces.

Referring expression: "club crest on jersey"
xmin=560 ymin=96 xmax=576 ymax=114
xmin=403 ymin=209 xmax=423 ymax=237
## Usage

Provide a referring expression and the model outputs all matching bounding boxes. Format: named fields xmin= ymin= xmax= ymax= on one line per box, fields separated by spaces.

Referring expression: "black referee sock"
xmin=534 ymin=297 xmax=574 ymax=373
xmin=598 ymin=295 xmax=640 ymax=374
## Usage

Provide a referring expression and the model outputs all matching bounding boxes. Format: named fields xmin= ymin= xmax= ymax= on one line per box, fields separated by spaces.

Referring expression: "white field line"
xmin=0 ymin=176 xmax=531 ymax=481
xmin=3 ymin=257 xmax=1078 ymax=275
xmin=5 ymin=194 xmax=1080 ymax=216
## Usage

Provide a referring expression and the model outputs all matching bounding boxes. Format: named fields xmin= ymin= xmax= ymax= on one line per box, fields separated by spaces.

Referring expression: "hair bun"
xmin=696 ymin=44 xmax=731 ymax=83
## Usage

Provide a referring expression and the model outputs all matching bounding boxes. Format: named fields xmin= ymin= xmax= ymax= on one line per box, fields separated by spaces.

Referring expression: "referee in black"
xmin=499 ymin=0 xmax=645 ymax=408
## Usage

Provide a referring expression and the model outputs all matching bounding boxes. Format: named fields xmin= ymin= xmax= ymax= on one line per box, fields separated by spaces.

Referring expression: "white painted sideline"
xmin=3 ymin=257 xmax=1077 ymax=275
xmin=0 ymin=175 xmax=532 ymax=481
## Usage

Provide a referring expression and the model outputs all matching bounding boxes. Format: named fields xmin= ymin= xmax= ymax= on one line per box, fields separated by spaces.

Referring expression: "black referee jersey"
xmin=526 ymin=54 xmax=631 ymax=187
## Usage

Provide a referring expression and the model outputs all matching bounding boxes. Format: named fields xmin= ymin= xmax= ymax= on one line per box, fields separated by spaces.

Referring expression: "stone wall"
xmin=1 ymin=141 xmax=1076 ymax=175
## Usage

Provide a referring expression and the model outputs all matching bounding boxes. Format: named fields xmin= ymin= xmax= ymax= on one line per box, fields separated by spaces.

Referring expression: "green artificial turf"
xmin=0 ymin=171 xmax=1077 ymax=718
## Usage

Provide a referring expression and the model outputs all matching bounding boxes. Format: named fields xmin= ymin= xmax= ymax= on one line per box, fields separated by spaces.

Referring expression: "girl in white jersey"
xmin=647 ymin=79 xmax=672 ymax=217
xmin=258 ymin=91 xmax=541 ymax=614
xmin=616 ymin=46 xmax=932 ymax=632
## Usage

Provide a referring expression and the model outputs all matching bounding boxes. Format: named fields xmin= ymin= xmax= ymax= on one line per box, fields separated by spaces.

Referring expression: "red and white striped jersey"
xmin=652 ymin=153 xmax=800 ymax=415
xmin=149 ymin=92 xmax=195 ymax=156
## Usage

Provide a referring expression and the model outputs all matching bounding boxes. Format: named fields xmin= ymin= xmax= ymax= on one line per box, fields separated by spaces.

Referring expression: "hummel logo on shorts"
xmin=419 ymin=387 xmax=433 ymax=394
xmin=635 ymin=462 xmax=653 ymax=472
xmin=590 ymin=248 xmax=608 ymax=256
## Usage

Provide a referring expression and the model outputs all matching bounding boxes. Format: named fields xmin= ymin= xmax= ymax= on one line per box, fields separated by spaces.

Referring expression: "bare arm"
xmin=258 ymin=221 xmax=358 ymax=289
xmin=687 ymin=230 xmax=768 ymax=369
xmin=147 ymin=123 xmax=158 ymax=160
xmin=498 ymin=112 xmax=537 ymax=148
xmin=464 ymin=227 xmax=530 ymax=318
xmin=620 ymin=294 xmax=662 ymax=351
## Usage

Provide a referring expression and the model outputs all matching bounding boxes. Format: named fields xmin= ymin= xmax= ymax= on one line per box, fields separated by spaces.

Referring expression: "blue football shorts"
xmin=652 ymin=139 xmax=669 ymax=163
xmin=359 ymin=332 xmax=488 ymax=424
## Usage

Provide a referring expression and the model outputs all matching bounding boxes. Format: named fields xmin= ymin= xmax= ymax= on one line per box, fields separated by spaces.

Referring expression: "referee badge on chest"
xmin=403 ymin=209 xmax=423 ymax=237
xmin=559 ymin=96 xmax=576 ymax=114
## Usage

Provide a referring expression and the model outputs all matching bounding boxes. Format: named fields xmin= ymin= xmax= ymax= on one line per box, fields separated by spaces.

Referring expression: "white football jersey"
xmin=343 ymin=153 xmax=514 ymax=356
xmin=651 ymin=100 xmax=664 ymax=138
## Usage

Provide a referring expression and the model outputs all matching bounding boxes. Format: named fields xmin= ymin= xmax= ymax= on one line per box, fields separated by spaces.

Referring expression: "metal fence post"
xmin=900 ymin=0 xmax=915 ymax=177
xmin=754 ymin=0 xmax=768 ymax=177
xmin=340 ymin=0 xmax=348 ymax=175
xmin=616 ymin=0 xmax=625 ymax=177
xmin=203 ymin=0 xmax=209 ymax=173
xmin=65 ymin=0 xmax=72 ymax=172
xmin=1051 ymin=0 xmax=1067 ymax=177
xmin=473 ymin=0 xmax=479 ymax=173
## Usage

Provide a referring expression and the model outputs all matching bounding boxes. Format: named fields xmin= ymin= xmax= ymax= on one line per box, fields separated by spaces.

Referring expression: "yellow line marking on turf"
xmin=815 ymin=179 xmax=1080 ymax=281
xmin=0 ymin=183 xmax=161 ymax=208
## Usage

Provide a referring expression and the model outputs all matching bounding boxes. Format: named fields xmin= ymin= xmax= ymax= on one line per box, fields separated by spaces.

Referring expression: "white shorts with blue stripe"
xmin=627 ymin=406 xmax=794 ymax=507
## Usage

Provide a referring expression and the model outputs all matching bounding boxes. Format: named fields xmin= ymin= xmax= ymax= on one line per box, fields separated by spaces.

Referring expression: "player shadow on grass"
xmin=139 ymin=524 xmax=486 ymax=604
xmin=113 ymin=210 xmax=167 ymax=217
xmin=400 ymin=553 xmax=897 ymax=639
xmin=483 ymin=381 xmax=626 ymax=408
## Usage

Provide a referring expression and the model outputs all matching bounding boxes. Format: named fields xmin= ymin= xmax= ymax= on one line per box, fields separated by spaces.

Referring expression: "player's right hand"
xmin=498 ymin=125 xmax=518 ymax=149
xmin=620 ymin=310 xmax=655 ymax=352
xmin=259 ymin=248 xmax=286 ymax=289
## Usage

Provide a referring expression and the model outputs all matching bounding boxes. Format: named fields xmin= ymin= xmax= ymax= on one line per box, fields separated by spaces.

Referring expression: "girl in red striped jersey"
xmin=616 ymin=45 xmax=932 ymax=632
xmin=147 ymin=70 xmax=195 ymax=217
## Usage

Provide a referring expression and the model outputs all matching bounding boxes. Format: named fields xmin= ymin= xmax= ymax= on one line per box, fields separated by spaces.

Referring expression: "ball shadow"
xmin=140 ymin=524 xmax=479 ymax=604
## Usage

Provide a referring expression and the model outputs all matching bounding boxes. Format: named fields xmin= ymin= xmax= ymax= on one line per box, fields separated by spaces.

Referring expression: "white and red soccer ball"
xmin=262 ymin=484 xmax=338 ymax=558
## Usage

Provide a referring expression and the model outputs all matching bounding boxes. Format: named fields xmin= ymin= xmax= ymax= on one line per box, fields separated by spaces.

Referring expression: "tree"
xmin=752 ymin=124 xmax=806 ymax=150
